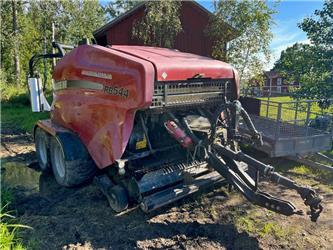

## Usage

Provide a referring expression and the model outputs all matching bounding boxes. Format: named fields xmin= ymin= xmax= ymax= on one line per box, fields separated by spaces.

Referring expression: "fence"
xmin=259 ymin=99 xmax=333 ymax=139
xmin=240 ymin=97 xmax=333 ymax=157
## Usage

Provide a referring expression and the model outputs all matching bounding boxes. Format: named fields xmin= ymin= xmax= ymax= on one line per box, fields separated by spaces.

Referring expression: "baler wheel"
xmin=106 ymin=185 xmax=129 ymax=213
xmin=49 ymin=137 xmax=96 ymax=187
xmin=35 ymin=127 xmax=50 ymax=172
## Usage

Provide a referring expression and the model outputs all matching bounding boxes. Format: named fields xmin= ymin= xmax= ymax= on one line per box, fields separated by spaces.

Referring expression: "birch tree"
xmin=209 ymin=0 xmax=275 ymax=83
xmin=132 ymin=1 xmax=182 ymax=48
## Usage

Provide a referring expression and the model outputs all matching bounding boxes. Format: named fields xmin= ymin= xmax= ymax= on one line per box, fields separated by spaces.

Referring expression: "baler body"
xmin=30 ymin=43 xmax=322 ymax=219
xmin=52 ymin=45 xmax=239 ymax=168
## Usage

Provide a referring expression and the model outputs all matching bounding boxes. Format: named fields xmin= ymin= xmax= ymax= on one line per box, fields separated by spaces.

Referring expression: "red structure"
xmin=248 ymin=71 xmax=301 ymax=97
xmin=93 ymin=1 xmax=236 ymax=57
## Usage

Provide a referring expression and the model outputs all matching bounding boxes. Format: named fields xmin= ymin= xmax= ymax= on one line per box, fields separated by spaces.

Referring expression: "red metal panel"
xmin=112 ymin=45 xmax=234 ymax=81
xmin=52 ymin=45 xmax=154 ymax=169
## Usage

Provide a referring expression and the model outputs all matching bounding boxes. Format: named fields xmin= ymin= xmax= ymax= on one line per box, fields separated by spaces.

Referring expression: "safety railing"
xmin=258 ymin=99 xmax=333 ymax=140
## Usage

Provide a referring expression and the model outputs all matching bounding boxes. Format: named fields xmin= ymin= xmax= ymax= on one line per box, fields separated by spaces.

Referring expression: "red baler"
xmin=28 ymin=42 xmax=322 ymax=221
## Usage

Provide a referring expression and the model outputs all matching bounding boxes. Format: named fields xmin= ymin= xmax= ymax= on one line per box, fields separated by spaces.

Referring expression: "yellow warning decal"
xmin=135 ymin=135 xmax=147 ymax=150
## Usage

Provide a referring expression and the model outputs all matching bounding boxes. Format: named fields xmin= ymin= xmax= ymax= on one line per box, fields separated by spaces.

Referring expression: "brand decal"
xmin=82 ymin=70 xmax=113 ymax=80
xmin=161 ymin=72 xmax=168 ymax=79
xmin=104 ymin=85 xmax=129 ymax=98
xmin=53 ymin=80 xmax=129 ymax=98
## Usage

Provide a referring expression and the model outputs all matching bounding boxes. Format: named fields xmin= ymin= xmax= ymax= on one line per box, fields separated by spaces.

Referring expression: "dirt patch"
xmin=1 ymin=128 xmax=333 ymax=250
xmin=1 ymin=125 xmax=35 ymax=165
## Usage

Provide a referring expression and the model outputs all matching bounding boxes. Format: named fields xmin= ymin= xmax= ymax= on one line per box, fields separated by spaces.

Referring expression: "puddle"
xmin=1 ymin=162 xmax=41 ymax=193
xmin=1 ymin=161 xmax=75 ymax=200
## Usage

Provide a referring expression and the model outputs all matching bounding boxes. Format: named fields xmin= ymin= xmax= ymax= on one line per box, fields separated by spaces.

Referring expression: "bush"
xmin=0 ymin=83 xmax=30 ymax=106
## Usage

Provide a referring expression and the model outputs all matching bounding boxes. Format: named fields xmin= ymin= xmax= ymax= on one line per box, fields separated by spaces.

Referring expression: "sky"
xmin=197 ymin=0 xmax=324 ymax=70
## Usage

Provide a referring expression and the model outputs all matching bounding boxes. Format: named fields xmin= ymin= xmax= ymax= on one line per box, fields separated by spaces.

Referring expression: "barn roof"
xmin=264 ymin=71 xmax=282 ymax=79
xmin=93 ymin=1 xmax=238 ymax=40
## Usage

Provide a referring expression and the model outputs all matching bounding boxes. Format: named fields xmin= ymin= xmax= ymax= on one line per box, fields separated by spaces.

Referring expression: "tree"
xmin=294 ymin=0 xmax=333 ymax=99
xmin=11 ymin=0 xmax=20 ymax=86
xmin=132 ymin=1 xmax=182 ymax=48
xmin=208 ymin=0 xmax=276 ymax=83
xmin=1 ymin=0 xmax=106 ymax=87
xmin=298 ymin=0 xmax=333 ymax=48
xmin=60 ymin=0 xmax=106 ymax=44
xmin=273 ymin=43 xmax=318 ymax=83
xmin=104 ymin=0 xmax=139 ymax=20
xmin=1 ymin=0 xmax=15 ymax=85
xmin=273 ymin=43 xmax=332 ymax=100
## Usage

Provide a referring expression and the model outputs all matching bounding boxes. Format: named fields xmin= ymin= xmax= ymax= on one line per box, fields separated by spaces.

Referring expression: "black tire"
xmin=35 ymin=127 xmax=50 ymax=172
xmin=107 ymin=185 xmax=129 ymax=213
xmin=50 ymin=137 xmax=96 ymax=187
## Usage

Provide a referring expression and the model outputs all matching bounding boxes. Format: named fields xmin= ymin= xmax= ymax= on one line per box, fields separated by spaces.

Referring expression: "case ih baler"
xmin=28 ymin=42 xmax=323 ymax=221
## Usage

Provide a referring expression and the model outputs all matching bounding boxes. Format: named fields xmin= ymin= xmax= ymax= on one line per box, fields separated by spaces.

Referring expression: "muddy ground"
xmin=1 ymin=125 xmax=333 ymax=250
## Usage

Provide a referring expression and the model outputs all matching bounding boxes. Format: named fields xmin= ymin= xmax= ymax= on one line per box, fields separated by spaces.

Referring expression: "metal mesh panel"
xmin=245 ymin=115 xmax=328 ymax=139
xmin=151 ymin=79 xmax=229 ymax=108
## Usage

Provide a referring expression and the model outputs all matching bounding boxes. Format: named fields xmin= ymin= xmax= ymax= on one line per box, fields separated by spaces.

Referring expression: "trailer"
xmin=240 ymin=97 xmax=333 ymax=156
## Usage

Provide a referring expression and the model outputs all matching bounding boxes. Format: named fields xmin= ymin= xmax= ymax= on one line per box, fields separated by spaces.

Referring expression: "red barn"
xmin=93 ymin=1 xmax=237 ymax=57
xmin=248 ymin=71 xmax=301 ymax=97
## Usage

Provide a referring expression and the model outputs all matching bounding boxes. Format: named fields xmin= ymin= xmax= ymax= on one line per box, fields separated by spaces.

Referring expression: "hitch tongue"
xmin=210 ymin=143 xmax=323 ymax=221
xmin=268 ymin=172 xmax=323 ymax=222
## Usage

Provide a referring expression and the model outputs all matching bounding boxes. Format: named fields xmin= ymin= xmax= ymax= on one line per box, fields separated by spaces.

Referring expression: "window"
xmin=277 ymin=78 xmax=282 ymax=85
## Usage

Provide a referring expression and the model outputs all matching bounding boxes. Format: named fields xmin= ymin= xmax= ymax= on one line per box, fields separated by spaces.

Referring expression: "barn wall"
xmin=106 ymin=6 xmax=145 ymax=46
xmin=174 ymin=2 xmax=213 ymax=56
xmin=105 ymin=2 xmax=215 ymax=57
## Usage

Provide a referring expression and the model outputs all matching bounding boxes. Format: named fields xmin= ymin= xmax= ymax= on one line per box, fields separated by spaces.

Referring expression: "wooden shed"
xmin=93 ymin=1 xmax=236 ymax=57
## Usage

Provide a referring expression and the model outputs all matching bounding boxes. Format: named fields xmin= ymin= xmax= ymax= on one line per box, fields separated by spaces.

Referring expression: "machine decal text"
xmin=104 ymin=85 xmax=129 ymax=98
xmin=82 ymin=70 xmax=113 ymax=80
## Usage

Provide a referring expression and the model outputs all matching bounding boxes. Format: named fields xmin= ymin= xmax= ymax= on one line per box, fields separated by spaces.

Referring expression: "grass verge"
xmin=1 ymin=84 xmax=50 ymax=133
xmin=1 ymin=188 xmax=32 ymax=250
xmin=1 ymin=103 xmax=49 ymax=133
xmin=258 ymin=96 xmax=333 ymax=121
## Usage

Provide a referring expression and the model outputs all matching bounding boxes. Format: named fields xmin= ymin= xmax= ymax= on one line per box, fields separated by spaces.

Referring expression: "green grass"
xmin=1 ymin=84 xmax=50 ymax=133
xmin=258 ymin=96 xmax=333 ymax=122
xmin=1 ymin=186 xmax=32 ymax=250
xmin=0 ymin=206 xmax=31 ymax=250
xmin=1 ymin=187 xmax=14 ymax=206
xmin=1 ymin=103 xmax=49 ymax=133
xmin=235 ymin=209 xmax=293 ymax=239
